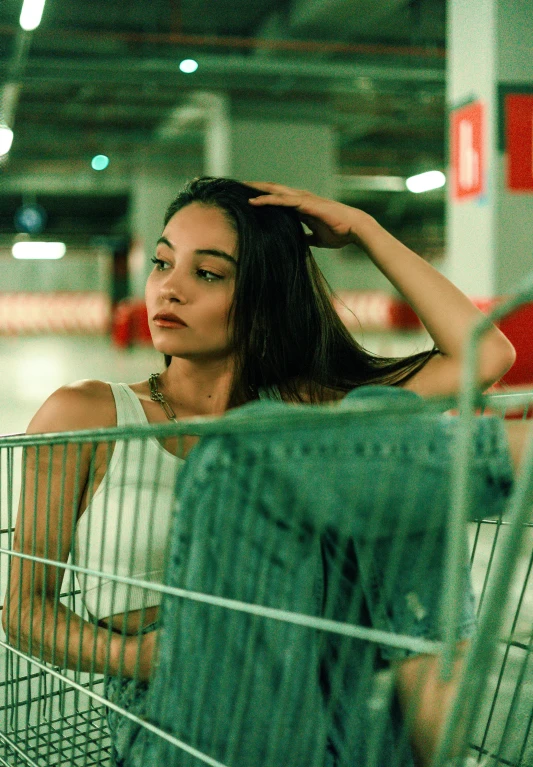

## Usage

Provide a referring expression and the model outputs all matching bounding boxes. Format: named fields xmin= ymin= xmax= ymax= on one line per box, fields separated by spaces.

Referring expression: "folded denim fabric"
xmin=129 ymin=387 xmax=513 ymax=767
xmin=105 ymin=621 xmax=159 ymax=767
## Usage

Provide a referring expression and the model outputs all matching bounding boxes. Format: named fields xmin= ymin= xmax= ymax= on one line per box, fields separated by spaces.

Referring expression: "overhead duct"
xmin=289 ymin=0 xmax=408 ymax=39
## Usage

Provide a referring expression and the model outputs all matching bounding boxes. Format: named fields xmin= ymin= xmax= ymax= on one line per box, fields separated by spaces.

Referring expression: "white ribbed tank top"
xmin=74 ymin=383 xmax=184 ymax=619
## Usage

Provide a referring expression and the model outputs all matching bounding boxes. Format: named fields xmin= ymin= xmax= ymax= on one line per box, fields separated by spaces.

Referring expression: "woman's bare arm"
xmin=347 ymin=214 xmax=515 ymax=396
xmin=394 ymin=641 xmax=469 ymax=767
xmin=1 ymin=382 xmax=151 ymax=680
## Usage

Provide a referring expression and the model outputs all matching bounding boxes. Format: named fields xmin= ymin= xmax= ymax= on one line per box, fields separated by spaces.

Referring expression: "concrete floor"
xmin=0 ymin=334 xmax=531 ymax=765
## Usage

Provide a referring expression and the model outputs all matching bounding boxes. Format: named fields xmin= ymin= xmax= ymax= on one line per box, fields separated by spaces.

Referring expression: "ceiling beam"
xmin=5 ymin=124 xmax=204 ymax=151
xmin=1 ymin=53 xmax=444 ymax=90
xmin=0 ymin=24 xmax=445 ymax=60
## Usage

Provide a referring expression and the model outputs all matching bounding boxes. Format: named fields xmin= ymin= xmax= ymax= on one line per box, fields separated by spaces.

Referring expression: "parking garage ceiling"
xmin=0 ymin=0 xmax=447 ymax=244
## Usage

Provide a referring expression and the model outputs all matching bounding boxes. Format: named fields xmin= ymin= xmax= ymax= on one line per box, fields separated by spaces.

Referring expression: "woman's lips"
xmin=153 ymin=313 xmax=188 ymax=328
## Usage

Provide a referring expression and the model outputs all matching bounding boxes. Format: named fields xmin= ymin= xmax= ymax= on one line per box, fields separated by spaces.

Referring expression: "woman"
xmin=2 ymin=177 xmax=523 ymax=766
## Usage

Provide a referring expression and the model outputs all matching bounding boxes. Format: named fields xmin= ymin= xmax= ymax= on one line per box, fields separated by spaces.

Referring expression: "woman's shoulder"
xmin=26 ymin=379 xmax=117 ymax=435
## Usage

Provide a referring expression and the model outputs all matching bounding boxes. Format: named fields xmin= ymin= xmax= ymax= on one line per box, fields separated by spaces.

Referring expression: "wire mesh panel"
xmin=0 ymin=435 xmax=122 ymax=767
xmin=0 ymin=390 xmax=531 ymax=767
xmin=466 ymin=392 xmax=533 ymax=767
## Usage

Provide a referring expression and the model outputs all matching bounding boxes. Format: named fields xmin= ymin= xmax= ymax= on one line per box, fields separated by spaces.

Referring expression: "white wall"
xmin=0 ymin=248 xmax=111 ymax=293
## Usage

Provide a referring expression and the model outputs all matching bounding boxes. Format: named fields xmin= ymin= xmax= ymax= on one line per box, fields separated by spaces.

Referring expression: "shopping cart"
xmin=465 ymin=389 xmax=533 ymax=767
xmin=0 ymin=293 xmax=532 ymax=767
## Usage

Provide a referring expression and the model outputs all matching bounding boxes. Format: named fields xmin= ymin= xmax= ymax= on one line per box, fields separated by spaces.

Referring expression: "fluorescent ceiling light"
xmin=0 ymin=125 xmax=14 ymax=157
xmin=179 ymin=59 xmax=199 ymax=74
xmin=12 ymin=242 xmax=66 ymax=260
xmin=406 ymin=171 xmax=446 ymax=193
xmin=20 ymin=0 xmax=46 ymax=31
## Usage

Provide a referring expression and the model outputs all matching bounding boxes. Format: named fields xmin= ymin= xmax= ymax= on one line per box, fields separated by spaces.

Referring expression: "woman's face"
xmin=145 ymin=202 xmax=238 ymax=362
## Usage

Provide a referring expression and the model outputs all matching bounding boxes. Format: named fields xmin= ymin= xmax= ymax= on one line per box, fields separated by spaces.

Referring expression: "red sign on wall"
xmin=450 ymin=101 xmax=485 ymax=201
xmin=506 ymin=94 xmax=533 ymax=192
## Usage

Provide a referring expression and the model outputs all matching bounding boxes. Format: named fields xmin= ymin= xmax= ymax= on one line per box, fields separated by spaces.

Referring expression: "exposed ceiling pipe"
xmin=15 ymin=54 xmax=444 ymax=86
xmin=0 ymin=24 xmax=445 ymax=60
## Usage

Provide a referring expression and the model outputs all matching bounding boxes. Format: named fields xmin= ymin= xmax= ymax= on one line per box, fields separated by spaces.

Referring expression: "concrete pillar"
xmin=203 ymin=93 xmax=232 ymax=178
xmin=445 ymin=0 xmax=533 ymax=297
xmin=229 ymin=119 xmax=336 ymax=199
xmin=129 ymin=166 xmax=189 ymax=298
xmin=205 ymin=104 xmax=349 ymax=289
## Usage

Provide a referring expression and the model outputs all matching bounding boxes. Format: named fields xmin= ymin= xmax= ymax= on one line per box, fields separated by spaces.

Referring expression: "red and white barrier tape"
xmin=0 ymin=293 xmax=112 ymax=335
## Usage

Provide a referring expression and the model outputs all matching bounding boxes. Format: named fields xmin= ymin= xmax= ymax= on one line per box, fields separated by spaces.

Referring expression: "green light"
xmin=179 ymin=59 xmax=199 ymax=74
xmin=91 ymin=154 xmax=110 ymax=171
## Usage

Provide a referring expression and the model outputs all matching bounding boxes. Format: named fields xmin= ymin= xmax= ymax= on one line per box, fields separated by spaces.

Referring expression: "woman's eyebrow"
xmin=156 ymin=238 xmax=237 ymax=265
xmin=156 ymin=236 xmax=173 ymax=249
xmin=195 ymin=249 xmax=237 ymax=265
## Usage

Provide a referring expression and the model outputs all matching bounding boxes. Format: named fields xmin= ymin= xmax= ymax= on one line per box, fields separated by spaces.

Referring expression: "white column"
xmin=208 ymin=113 xmax=350 ymax=289
xmin=445 ymin=0 xmax=533 ymax=297
xmin=129 ymin=166 xmax=189 ymax=297
xmin=203 ymin=93 xmax=232 ymax=177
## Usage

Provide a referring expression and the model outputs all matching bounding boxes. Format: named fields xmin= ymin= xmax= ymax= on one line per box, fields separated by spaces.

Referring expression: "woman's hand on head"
xmin=246 ymin=181 xmax=370 ymax=249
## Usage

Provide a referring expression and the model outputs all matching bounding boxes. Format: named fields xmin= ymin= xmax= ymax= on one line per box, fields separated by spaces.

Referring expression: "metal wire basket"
xmin=0 ymin=289 xmax=532 ymax=767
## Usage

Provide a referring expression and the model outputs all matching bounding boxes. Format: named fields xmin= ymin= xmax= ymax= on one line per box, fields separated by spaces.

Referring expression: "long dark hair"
xmin=162 ymin=177 xmax=437 ymax=406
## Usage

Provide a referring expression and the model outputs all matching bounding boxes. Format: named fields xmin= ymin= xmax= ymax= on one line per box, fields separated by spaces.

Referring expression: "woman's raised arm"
xmin=248 ymin=182 xmax=516 ymax=396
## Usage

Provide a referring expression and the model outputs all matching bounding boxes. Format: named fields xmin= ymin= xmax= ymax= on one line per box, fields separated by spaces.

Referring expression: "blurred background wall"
xmin=0 ymin=0 xmax=450 ymax=297
xmin=0 ymin=0 xmax=533 ymax=432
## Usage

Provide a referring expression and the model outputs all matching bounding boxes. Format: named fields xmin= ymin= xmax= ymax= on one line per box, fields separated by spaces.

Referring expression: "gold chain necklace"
xmin=148 ymin=373 xmax=178 ymax=422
